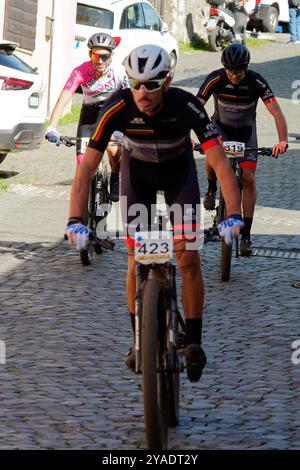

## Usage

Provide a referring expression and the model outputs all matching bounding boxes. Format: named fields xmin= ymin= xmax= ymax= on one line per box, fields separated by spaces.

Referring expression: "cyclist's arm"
xmin=265 ymin=100 xmax=288 ymax=143
xmin=49 ymin=89 xmax=73 ymax=128
xmin=69 ymin=147 xmax=103 ymax=221
xmin=205 ymin=145 xmax=242 ymax=217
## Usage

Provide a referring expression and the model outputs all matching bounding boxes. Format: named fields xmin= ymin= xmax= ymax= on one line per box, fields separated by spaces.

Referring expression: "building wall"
xmin=150 ymin=0 xmax=209 ymax=43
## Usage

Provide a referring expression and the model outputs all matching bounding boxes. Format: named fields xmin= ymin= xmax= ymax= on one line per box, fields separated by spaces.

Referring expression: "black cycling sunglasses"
xmin=225 ymin=66 xmax=247 ymax=76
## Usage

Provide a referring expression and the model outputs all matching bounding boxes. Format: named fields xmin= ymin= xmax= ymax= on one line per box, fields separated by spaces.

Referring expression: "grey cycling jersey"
xmin=197 ymin=68 xmax=276 ymax=128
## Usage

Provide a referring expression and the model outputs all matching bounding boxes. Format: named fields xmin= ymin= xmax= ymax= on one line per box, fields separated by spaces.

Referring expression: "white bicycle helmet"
xmin=87 ymin=32 xmax=115 ymax=51
xmin=123 ymin=45 xmax=171 ymax=80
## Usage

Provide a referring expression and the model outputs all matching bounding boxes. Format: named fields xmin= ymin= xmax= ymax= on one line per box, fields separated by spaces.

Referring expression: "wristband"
xmin=228 ymin=214 xmax=243 ymax=221
xmin=67 ymin=216 xmax=84 ymax=226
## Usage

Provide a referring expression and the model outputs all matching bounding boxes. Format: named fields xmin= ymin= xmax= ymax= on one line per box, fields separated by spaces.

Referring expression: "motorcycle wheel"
xmin=208 ymin=27 xmax=223 ymax=52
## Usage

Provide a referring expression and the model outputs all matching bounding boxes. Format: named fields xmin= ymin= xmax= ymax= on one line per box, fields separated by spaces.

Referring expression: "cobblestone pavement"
xmin=0 ymin=41 xmax=299 ymax=450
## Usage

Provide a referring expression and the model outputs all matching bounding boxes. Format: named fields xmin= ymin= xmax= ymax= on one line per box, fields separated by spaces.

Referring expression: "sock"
xmin=130 ymin=312 xmax=135 ymax=339
xmin=185 ymin=318 xmax=203 ymax=346
xmin=207 ymin=178 xmax=217 ymax=193
xmin=241 ymin=217 xmax=253 ymax=240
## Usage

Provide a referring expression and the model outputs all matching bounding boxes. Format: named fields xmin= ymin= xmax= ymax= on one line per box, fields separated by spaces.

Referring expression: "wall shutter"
xmin=3 ymin=0 xmax=38 ymax=51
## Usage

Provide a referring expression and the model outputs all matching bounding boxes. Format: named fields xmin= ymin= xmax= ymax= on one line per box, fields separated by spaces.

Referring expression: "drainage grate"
xmin=252 ymin=247 xmax=300 ymax=260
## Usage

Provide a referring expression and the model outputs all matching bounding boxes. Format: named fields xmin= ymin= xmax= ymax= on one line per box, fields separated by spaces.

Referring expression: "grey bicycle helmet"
xmin=123 ymin=44 xmax=171 ymax=80
xmin=221 ymin=43 xmax=250 ymax=68
xmin=87 ymin=32 xmax=115 ymax=51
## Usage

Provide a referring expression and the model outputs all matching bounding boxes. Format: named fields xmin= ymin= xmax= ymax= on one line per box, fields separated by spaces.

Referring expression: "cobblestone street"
xmin=0 ymin=40 xmax=299 ymax=450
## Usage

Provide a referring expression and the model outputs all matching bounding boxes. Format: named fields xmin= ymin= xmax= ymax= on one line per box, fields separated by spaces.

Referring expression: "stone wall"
xmin=150 ymin=0 xmax=209 ymax=43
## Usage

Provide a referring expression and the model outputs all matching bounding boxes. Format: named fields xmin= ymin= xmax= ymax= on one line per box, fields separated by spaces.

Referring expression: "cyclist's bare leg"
xmin=240 ymin=168 xmax=256 ymax=254
xmin=174 ymin=239 xmax=204 ymax=319
xmin=204 ymin=159 xmax=217 ymax=209
xmin=242 ymin=168 xmax=256 ymax=218
xmin=126 ymin=245 xmax=136 ymax=313
xmin=107 ymin=144 xmax=122 ymax=174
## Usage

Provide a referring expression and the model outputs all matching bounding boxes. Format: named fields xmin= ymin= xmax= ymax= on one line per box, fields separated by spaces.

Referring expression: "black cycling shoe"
xmin=240 ymin=238 xmax=252 ymax=257
xmin=125 ymin=346 xmax=135 ymax=372
xmin=203 ymin=191 xmax=216 ymax=211
xmin=184 ymin=344 xmax=207 ymax=383
xmin=110 ymin=173 xmax=120 ymax=202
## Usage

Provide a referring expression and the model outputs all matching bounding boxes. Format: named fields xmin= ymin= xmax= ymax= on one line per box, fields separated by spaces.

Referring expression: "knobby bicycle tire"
xmin=142 ymin=279 xmax=169 ymax=450
xmin=168 ymin=302 xmax=180 ymax=427
xmin=218 ymin=190 xmax=232 ymax=281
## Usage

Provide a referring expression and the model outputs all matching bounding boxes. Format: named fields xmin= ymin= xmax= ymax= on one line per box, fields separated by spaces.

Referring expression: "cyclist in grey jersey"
xmin=197 ymin=43 xmax=288 ymax=256
xmin=66 ymin=45 xmax=245 ymax=383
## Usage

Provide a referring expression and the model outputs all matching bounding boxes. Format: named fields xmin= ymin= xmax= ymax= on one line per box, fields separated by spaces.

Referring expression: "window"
xmin=76 ymin=4 xmax=114 ymax=29
xmin=0 ymin=49 xmax=36 ymax=74
xmin=120 ymin=4 xmax=144 ymax=29
xmin=142 ymin=3 xmax=161 ymax=31
xmin=3 ymin=0 xmax=38 ymax=51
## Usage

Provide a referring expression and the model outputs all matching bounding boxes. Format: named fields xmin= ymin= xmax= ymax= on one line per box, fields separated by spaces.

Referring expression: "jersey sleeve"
xmin=63 ymin=66 xmax=85 ymax=95
xmin=196 ymin=71 xmax=222 ymax=102
xmin=88 ymin=93 xmax=127 ymax=152
xmin=185 ymin=94 xmax=223 ymax=151
xmin=254 ymin=73 xmax=276 ymax=105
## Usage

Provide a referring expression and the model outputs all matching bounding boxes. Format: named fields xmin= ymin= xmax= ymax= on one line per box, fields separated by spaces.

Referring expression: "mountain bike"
xmin=133 ymin=212 xmax=186 ymax=450
xmin=195 ymin=142 xmax=273 ymax=281
xmin=53 ymin=135 xmax=115 ymax=266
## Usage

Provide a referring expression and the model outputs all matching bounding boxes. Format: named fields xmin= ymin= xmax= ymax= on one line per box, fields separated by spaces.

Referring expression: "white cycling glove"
xmin=218 ymin=215 xmax=244 ymax=245
xmin=66 ymin=223 xmax=91 ymax=251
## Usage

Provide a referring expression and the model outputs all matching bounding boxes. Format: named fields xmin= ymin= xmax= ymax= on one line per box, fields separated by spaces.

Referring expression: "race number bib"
xmin=223 ymin=141 xmax=245 ymax=158
xmin=134 ymin=231 xmax=173 ymax=265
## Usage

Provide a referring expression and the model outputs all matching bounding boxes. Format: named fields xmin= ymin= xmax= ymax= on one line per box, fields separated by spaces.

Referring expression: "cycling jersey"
xmin=88 ymin=86 xmax=222 ymax=243
xmin=89 ymin=87 xmax=222 ymax=162
xmin=63 ymin=61 xmax=128 ymax=105
xmin=197 ymin=68 xmax=276 ymax=128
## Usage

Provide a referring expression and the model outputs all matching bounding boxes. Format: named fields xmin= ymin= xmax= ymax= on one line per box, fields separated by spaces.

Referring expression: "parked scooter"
xmin=206 ymin=0 xmax=248 ymax=52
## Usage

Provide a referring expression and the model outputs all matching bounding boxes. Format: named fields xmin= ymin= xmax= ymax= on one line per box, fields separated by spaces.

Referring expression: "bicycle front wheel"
xmin=142 ymin=279 xmax=169 ymax=450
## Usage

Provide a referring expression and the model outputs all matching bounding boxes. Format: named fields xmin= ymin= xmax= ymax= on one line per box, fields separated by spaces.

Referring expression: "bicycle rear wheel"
xmin=218 ymin=190 xmax=232 ymax=281
xmin=142 ymin=279 xmax=169 ymax=450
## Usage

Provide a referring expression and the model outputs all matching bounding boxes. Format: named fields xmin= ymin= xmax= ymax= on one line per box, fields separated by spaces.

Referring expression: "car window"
xmin=76 ymin=3 xmax=114 ymax=29
xmin=120 ymin=4 xmax=144 ymax=29
xmin=141 ymin=3 xmax=161 ymax=31
xmin=0 ymin=50 xmax=36 ymax=74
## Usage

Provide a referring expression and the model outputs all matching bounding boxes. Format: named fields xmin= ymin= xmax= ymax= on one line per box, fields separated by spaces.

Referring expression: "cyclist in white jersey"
xmin=46 ymin=32 xmax=128 ymax=202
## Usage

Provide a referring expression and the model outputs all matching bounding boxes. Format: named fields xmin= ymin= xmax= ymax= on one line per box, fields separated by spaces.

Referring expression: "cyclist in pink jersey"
xmin=46 ymin=32 xmax=128 ymax=202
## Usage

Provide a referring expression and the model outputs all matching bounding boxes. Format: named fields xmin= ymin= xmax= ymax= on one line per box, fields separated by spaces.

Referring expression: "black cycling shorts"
xmin=215 ymin=121 xmax=258 ymax=171
xmin=120 ymin=149 xmax=201 ymax=245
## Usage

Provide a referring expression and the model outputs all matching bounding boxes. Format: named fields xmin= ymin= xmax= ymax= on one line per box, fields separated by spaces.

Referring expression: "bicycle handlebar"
xmin=194 ymin=143 xmax=275 ymax=156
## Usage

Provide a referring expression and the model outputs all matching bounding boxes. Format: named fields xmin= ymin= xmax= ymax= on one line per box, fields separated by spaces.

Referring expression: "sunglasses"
xmin=225 ymin=67 xmax=247 ymax=76
xmin=128 ymin=78 xmax=166 ymax=92
xmin=91 ymin=53 xmax=111 ymax=63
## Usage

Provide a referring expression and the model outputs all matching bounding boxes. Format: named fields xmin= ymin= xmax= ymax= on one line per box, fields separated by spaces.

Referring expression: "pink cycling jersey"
xmin=63 ymin=61 xmax=128 ymax=105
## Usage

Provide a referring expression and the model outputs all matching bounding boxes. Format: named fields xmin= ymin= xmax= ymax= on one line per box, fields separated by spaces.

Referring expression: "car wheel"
xmin=263 ymin=7 xmax=279 ymax=33
xmin=0 ymin=154 xmax=7 ymax=165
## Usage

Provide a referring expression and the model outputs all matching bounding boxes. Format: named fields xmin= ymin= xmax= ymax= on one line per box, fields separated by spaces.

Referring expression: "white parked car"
xmin=245 ymin=0 xmax=289 ymax=33
xmin=74 ymin=0 xmax=179 ymax=69
xmin=0 ymin=41 xmax=46 ymax=165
